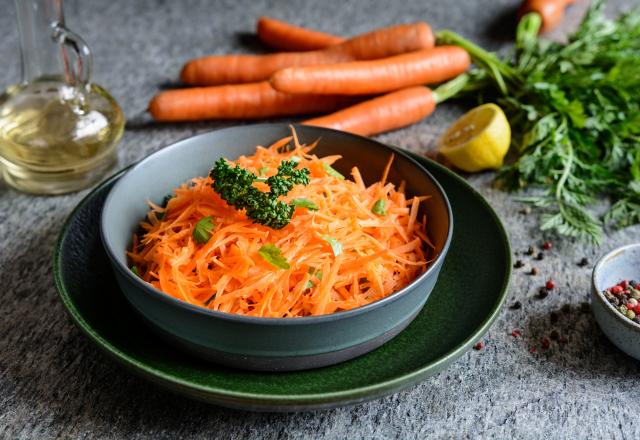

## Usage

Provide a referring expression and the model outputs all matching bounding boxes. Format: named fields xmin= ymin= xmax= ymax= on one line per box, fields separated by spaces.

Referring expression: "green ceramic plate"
xmin=53 ymin=151 xmax=511 ymax=411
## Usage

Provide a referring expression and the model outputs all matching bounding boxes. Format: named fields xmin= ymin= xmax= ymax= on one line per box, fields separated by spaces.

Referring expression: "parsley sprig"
xmin=437 ymin=0 xmax=640 ymax=242
xmin=210 ymin=158 xmax=311 ymax=229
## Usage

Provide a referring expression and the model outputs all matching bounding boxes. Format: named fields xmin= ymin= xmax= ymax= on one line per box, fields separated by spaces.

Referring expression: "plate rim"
xmin=53 ymin=148 xmax=511 ymax=409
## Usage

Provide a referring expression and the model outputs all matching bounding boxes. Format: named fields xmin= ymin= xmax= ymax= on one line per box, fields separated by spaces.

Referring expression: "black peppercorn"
xmin=537 ymin=287 xmax=549 ymax=299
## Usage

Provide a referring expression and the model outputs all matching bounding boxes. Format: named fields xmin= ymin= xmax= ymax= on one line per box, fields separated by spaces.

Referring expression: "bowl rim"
xmin=100 ymin=123 xmax=454 ymax=325
xmin=592 ymin=242 xmax=640 ymax=331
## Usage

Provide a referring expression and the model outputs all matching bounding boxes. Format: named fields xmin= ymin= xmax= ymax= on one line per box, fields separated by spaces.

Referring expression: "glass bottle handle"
xmin=52 ymin=23 xmax=92 ymax=86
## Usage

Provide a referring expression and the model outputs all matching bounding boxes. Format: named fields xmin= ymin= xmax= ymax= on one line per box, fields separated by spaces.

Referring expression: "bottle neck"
xmin=15 ymin=0 xmax=92 ymax=86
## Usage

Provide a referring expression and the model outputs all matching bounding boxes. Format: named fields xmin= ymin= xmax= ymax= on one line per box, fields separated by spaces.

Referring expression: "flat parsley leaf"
xmin=372 ymin=199 xmax=387 ymax=216
xmin=193 ymin=216 xmax=215 ymax=244
xmin=258 ymin=243 xmax=290 ymax=269
xmin=305 ymin=266 xmax=323 ymax=288
xmin=322 ymin=162 xmax=344 ymax=180
xmin=290 ymin=198 xmax=319 ymax=211
xmin=322 ymin=235 xmax=343 ymax=256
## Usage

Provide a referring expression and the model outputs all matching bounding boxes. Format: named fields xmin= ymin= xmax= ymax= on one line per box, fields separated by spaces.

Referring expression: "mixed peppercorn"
xmin=603 ymin=280 xmax=640 ymax=323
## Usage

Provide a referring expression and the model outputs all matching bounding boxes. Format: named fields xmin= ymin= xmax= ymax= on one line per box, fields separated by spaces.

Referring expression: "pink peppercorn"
xmin=542 ymin=241 xmax=552 ymax=250
xmin=612 ymin=285 xmax=623 ymax=294
xmin=546 ymin=280 xmax=555 ymax=290
xmin=511 ymin=330 xmax=521 ymax=338
xmin=529 ymin=346 xmax=537 ymax=353
xmin=473 ymin=341 xmax=484 ymax=350
xmin=620 ymin=280 xmax=629 ymax=289
xmin=541 ymin=338 xmax=551 ymax=350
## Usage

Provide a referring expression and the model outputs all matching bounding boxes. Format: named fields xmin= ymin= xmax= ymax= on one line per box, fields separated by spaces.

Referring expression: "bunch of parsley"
xmin=437 ymin=0 xmax=640 ymax=243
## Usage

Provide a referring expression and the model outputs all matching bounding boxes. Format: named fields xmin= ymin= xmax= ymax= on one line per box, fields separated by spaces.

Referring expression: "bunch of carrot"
xmin=149 ymin=18 xmax=471 ymax=136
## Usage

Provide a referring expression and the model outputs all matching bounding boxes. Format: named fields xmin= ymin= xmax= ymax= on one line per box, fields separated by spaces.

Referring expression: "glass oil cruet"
xmin=0 ymin=0 xmax=124 ymax=194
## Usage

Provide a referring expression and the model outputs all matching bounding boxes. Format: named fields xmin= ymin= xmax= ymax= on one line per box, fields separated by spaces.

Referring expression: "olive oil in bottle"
xmin=0 ymin=0 xmax=124 ymax=194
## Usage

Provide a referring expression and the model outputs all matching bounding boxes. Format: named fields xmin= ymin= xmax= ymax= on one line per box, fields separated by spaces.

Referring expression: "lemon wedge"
xmin=438 ymin=103 xmax=511 ymax=172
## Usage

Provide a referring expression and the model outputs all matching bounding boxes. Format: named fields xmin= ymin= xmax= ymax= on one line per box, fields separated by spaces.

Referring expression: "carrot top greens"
xmin=437 ymin=0 xmax=640 ymax=242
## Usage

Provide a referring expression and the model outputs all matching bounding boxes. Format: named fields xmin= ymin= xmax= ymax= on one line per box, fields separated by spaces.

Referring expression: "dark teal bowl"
xmin=100 ymin=124 xmax=452 ymax=371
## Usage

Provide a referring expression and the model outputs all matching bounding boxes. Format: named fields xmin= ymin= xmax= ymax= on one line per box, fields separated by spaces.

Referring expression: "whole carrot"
xmin=303 ymin=87 xmax=436 ymax=136
xmin=181 ymin=22 xmax=434 ymax=85
xmin=271 ymin=46 xmax=470 ymax=95
xmin=149 ymin=82 xmax=354 ymax=122
xmin=257 ymin=16 xmax=345 ymax=51
xmin=518 ymin=0 xmax=576 ymax=32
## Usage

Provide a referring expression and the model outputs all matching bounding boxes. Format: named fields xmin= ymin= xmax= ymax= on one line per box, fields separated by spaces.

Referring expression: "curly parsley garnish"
xmin=210 ymin=158 xmax=311 ymax=229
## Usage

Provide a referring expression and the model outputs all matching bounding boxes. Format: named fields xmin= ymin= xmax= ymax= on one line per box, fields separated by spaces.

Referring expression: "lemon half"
xmin=438 ymin=103 xmax=511 ymax=172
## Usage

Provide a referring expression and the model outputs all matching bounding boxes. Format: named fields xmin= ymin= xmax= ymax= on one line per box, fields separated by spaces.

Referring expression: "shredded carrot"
xmin=128 ymin=130 xmax=433 ymax=317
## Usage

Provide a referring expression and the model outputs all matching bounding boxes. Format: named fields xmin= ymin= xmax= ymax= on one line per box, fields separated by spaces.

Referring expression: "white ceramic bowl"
xmin=591 ymin=243 xmax=640 ymax=359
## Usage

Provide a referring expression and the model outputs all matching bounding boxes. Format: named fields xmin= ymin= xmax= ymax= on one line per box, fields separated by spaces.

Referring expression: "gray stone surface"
xmin=1 ymin=0 xmax=639 ymax=438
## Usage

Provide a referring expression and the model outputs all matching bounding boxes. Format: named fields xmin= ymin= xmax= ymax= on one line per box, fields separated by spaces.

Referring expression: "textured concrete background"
xmin=1 ymin=0 xmax=639 ymax=438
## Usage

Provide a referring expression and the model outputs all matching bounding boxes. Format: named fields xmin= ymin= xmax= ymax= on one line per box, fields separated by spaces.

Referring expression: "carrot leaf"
xmin=258 ymin=243 xmax=290 ymax=269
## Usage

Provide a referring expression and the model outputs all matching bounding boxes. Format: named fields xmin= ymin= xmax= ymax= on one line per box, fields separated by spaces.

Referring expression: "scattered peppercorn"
xmin=536 ymin=252 xmax=544 ymax=261
xmin=514 ymin=260 xmax=524 ymax=269
xmin=530 ymin=267 xmax=539 ymax=276
xmin=511 ymin=329 xmax=522 ymax=337
xmin=578 ymin=257 xmax=589 ymax=267
xmin=550 ymin=330 xmax=559 ymax=340
xmin=509 ymin=301 xmax=522 ymax=310
xmin=526 ymin=246 xmax=535 ymax=256
xmin=541 ymin=337 xmax=551 ymax=350
xmin=542 ymin=241 xmax=553 ymax=250
xmin=603 ymin=280 xmax=640 ymax=323
xmin=546 ymin=279 xmax=555 ymax=290
xmin=529 ymin=346 xmax=537 ymax=353
xmin=550 ymin=312 xmax=559 ymax=324
xmin=537 ymin=287 xmax=549 ymax=299
xmin=473 ymin=341 xmax=484 ymax=350
xmin=519 ymin=207 xmax=532 ymax=215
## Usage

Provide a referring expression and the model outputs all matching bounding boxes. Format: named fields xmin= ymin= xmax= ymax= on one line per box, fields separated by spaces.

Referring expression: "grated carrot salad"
xmin=128 ymin=131 xmax=433 ymax=317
